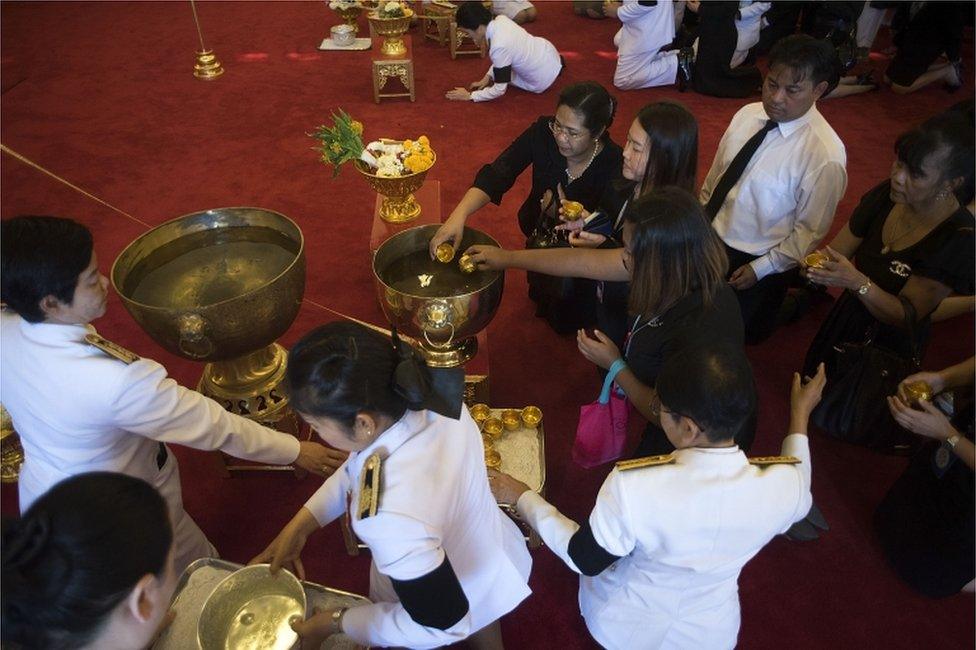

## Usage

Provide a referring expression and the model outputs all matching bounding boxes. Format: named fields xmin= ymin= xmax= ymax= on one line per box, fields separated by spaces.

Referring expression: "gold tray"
xmin=485 ymin=408 xmax=546 ymax=495
xmin=154 ymin=558 xmax=370 ymax=650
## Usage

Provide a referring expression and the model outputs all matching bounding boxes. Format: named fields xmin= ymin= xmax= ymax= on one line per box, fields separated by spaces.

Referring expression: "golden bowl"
xmin=561 ymin=200 xmax=584 ymax=221
xmin=458 ymin=254 xmax=477 ymax=274
xmin=483 ymin=417 xmax=504 ymax=439
xmin=905 ymin=380 xmax=933 ymax=406
xmin=435 ymin=243 xmax=455 ymax=263
xmin=521 ymin=406 xmax=543 ymax=429
xmin=469 ymin=403 xmax=491 ymax=423
xmin=355 ymin=150 xmax=435 ymax=224
xmin=482 ymin=433 xmax=494 ymax=452
xmin=501 ymin=409 xmax=521 ymax=431
xmin=367 ymin=8 xmax=414 ymax=55
xmin=485 ymin=448 xmax=502 ymax=469
xmin=804 ymin=251 xmax=830 ymax=269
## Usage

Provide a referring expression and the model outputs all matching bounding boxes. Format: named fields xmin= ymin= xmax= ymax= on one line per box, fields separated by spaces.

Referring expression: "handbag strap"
xmin=599 ymin=359 xmax=627 ymax=404
xmin=898 ymin=296 xmax=922 ymax=367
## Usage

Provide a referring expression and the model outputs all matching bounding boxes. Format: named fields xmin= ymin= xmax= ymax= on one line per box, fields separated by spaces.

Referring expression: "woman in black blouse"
xmin=429 ymin=81 xmax=623 ymax=333
xmin=803 ymin=112 xmax=975 ymax=448
xmin=465 ymin=187 xmax=749 ymax=459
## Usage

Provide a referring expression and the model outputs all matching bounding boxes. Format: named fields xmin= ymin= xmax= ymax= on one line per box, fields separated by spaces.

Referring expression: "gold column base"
xmin=1 ymin=406 xmax=23 ymax=483
xmin=194 ymin=49 xmax=225 ymax=80
xmin=198 ymin=343 xmax=290 ymax=423
xmin=379 ymin=36 xmax=407 ymax=56
xmin=418 ymin=336 xmax=478 ymax=368
xmin=379 ymin=194 xmax=421 ymax=223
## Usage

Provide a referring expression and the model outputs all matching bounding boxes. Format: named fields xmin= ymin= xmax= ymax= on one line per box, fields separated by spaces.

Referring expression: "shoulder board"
xmin=357 ymin=453 xmax=383 ymax=520
xmin=85 ymin=333 xmax=140 ymax=364
xmin=748 ymin=455 xmax=801 ymax=466
xmin=615 ymin=454 xmax=674 ymax=471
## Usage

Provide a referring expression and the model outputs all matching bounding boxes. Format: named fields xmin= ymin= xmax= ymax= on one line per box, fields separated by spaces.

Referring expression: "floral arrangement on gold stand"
xmin=311 ymin=110 xmax=436 ymax=223
xmin=368 ymin=1 xmax=414 ymax=56
xmin=328 ymin=0 xmax=364 ymax=34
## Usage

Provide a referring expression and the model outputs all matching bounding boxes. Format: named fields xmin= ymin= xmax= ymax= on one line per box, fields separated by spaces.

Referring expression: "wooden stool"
xmin=449 ymin=20 xmax=487 ymax=59
xmin=372 ymin=35 xmax=415 ymax=103
xmin=419 ymin=0 xmax=456 ymax=46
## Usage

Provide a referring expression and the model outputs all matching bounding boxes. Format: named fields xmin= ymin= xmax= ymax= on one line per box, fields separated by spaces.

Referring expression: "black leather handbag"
xmin=812 ymin=297 xmax=923 ymax=453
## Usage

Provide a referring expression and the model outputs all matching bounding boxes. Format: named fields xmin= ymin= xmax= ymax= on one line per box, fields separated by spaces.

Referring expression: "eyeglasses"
xmin=548 ymin=119 xmax=588 ymax=141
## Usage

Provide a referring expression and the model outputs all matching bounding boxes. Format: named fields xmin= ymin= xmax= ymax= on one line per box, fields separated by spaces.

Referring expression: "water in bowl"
xmin=381 ymin=249 xmax=496 ymax=297
xmin=224 ymin=593 xmax=303 ymax=650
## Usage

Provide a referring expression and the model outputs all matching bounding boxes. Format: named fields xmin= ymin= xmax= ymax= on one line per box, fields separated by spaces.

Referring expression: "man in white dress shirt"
xmin=490 ymin=346 xmax=825 ymax=650
xmin=445 ymin=1 xmax=562 ymax=102
xmin=605 ymin=0 xmax=680 ymax=90
xmin=700 ymin=34 xmax=847 ymax=343
xmin=0 ymin=216 xmax=345 ymax=573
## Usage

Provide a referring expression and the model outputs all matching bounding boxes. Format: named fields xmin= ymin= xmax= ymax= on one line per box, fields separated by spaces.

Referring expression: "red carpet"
xmin=1 ymin=2 xmax=973 ymax=648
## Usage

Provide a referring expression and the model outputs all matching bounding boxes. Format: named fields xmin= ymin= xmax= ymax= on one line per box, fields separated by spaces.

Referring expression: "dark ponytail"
xmin=2 ymin=472 xmax=172 ymax=650
xmin=287 ymin=321 xmax=433 ymax=430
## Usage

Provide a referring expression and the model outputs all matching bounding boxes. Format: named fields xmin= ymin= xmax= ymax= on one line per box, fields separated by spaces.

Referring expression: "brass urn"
xmin=356 ymin=149 xmax=435 ymax=223
xmin=367 ymin=7 xmax=414 ymax=56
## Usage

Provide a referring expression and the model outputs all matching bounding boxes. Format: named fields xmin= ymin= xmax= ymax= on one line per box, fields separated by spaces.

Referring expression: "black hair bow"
xmin=391 ymin=327 xmax=465 ymax=420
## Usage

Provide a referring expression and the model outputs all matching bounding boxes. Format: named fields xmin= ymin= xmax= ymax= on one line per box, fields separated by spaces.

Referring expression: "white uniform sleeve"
xmin=586 ymin=468 xmax=638 ymax=557
xmin=748 ymin=160 xmax=847 ymax=280
xmin=341 ymin=512 xmax=472 ymax=648
xmin=108 ymin=358 xmax=299 ymax=465
xmin=617 ymin=0 xmax=652 ymax=23
xmin=302 ymin=466 xmax=352 ymax=526
xmin=471 ymin=44 xmax=513 ymax=102
xmin=779 ymin=433 xmax=814 ymax=529
xmin=515 ymin=491 xmax=584 ymax=573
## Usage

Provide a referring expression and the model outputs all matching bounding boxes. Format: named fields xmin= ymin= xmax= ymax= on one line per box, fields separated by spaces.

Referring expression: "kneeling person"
xmin=491 ymin=346 xmax=824 ymax=649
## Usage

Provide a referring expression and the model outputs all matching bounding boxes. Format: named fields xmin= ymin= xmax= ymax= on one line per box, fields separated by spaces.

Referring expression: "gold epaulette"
xmin=357 ymin=453 xmax=383 ymax=520
xmin=748 ymin=455 xmax=801 ymax=466
xmin=85 ymin=333 xmax=139 ymax=364
xmin=615 ymin=454 xmax=675 ymax=471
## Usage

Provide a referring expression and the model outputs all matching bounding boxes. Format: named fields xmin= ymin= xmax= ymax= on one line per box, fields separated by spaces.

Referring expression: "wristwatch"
xmin=856 ymin=280 xmax=873 ymax=295
xmin=331 ymin=607 xmax=348 ymax=635
xmin=946 ymin=433 xmax=962 ymax=449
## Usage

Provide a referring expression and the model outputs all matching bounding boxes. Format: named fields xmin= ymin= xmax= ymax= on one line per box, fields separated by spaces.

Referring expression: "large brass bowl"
xmin=111 ymin=208 xmax=305 ymax=421
xmin=367 ymin=8 xmax=414 ymax=55
xmin=355 ymin=150 xmax=435 ymax=224
xmin=373 ymin=225 xmax=503 ymax=367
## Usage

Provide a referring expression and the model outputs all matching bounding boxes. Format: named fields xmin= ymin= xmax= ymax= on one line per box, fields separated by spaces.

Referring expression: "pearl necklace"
xmin=566 ymin=141 xmax=601 ymax=184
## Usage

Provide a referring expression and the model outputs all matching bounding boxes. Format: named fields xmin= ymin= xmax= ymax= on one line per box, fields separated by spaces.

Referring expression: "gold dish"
xmin=804 ymin=251 xmax=830 ymax=269
xmin=435 ymin=243 xmax=455 ymax=263
xmin=501 ymin=409 xmax=521 ymax=431
xmin=521 ymin=406 xmax=542 ymax=429
xmin=470 ymin=403 xmax=491 ymax=423
xmin=905 ymin=380 xmax=933 ymax=406
xmin=561 ymin=200 xmax=584 ymax=221
xmin=458 ymin=254 xmax=477 ymax=274
xmin=483 ymin=417 xmax=504 ymax=439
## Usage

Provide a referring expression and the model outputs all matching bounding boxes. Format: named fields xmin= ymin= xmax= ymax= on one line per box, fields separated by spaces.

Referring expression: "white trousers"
xmin=614 ymin=50 xmax=678 ymax=90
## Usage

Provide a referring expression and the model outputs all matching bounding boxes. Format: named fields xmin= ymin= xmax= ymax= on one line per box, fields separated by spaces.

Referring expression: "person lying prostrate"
xmin=446 ymin=1 xmax=562 ymax=102
xmin=2 ymin=472 xmax=177 ymax=650
xmin=490 ymin=348 xmax=824 ymax=650
xmin=251 ymin=322 xmax=531 ymax=649
xmin=0 ymin=216 xmax=343 ymax=574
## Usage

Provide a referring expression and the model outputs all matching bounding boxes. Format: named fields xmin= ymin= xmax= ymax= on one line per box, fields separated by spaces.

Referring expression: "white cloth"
xmin=700 ymin=102 xmax=847 ymax=280
xmin=731 ymin=1 xmax=770 ymax=68
xmin=613 ymin=0 xmax=678 ymax=90
xmin=471 ymin=15 xmax=561 ymax=102
xmin=0 ymin=313 xmax=300 ymax=573
xmin=303 ymin=409 xmax=531 ymax=649
xmin=490 ymin=0 xmax=534 ymax=20
xmin=856 ymin=2 xmax=886 ymax=49
xmin=517 ymin=435 xmax=813 ymax=650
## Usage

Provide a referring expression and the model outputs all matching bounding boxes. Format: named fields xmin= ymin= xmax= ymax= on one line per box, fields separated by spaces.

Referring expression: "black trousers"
xmin=724 ymin=243 xmax=790 ymax=345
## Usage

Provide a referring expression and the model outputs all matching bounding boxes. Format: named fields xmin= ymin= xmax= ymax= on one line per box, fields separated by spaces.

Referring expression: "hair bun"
xmin=2 ymin=513 xmax=50 ymax=570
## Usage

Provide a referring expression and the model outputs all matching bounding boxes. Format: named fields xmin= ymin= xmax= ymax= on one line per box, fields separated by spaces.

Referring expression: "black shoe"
xmin=677 ymin=47 xmax=694 ymax=92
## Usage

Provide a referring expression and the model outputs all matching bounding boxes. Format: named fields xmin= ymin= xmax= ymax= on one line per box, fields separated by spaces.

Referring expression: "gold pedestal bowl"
xmin=367 ymin=8 xmax=413 ymax=56
xmin=111 ymin=208 xmax=305 ymax=425
xmin=373 ymin=224 xmax=504 ymax=367
xmin=0 ymin=405 xmax=23 ymax=483
xmin=335 ymin=5 xmax=363 ymax=32
xmin=356 ymin=151 xmax=434 ymax=223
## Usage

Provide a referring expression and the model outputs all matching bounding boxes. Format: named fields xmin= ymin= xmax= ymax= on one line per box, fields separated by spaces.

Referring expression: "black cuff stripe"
xmin=492 ymin=65 xmax=513 ymax=83
xmin=638 ymin=0 xmax=658 ymax=6
xmin=391 ymin=557 xmax=470 ymax=630
xmin=568 ymin=521 xmax=622 ymax=576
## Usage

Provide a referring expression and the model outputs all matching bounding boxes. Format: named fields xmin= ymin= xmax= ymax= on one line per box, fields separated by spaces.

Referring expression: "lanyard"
xmin=623 ymin=314 xmax=661 ymax=359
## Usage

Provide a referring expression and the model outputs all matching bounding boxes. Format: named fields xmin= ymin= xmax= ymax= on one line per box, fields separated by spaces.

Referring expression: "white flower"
xmin=384 ymin=2 xmax=401 ymax=12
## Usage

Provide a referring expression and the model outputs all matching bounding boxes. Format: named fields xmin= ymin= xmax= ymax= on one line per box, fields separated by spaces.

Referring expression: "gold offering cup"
xmin=435 ymin=243 xmax=455 ymax=263
xmin=335 ymin=5 xmax=363 ymax=32
xmin=367 ymin=7 xmax=414 ymax=56
xmin=198 ymin=564 xmax=306 ymax=650
xmin=485 ymin=448 xmax=502 ymax=469
xmin=501 ymin=409 xmax=521 ymax=431
xmin=804 ymin=251 xmax=830 ymax=269
xmin=112 ymin=208 xmax=305 ymax=425
xmin=483 ymin=417 xmax=504 ymax=439
xmin=355 ymin=148 xmax=435 ymax=224
xmin=561 ymin=200 xmax=584 ymax=221
xmin=521 ymin=405 xmax=543 ymax=429
xmin=470 ymin=403 xmax=491 ymax=424
xmin=458 ymin=254 xmax=477 ymax=274
xmin=905 ymin=380 xmax=933 ymax=406
xmin=373 ymin=225 xmax=504 ymax=367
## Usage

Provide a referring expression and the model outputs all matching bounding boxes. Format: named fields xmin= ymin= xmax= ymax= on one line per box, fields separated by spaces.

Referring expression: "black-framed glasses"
xmin=548 ymin=119 xmax=587 ymax=140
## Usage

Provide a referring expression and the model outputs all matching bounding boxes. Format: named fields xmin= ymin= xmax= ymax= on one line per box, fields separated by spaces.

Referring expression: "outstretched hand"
xmin=463 ymin=244 xmax=509 ymax=271
xmin=790 ymin=363 xmax=827 ymax=419
xmin=577 ymin=329 xmax=621 ymax=370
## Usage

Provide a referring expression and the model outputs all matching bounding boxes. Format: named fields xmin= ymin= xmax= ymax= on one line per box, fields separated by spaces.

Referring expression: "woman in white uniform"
xmin=252 ymin=322 xmax=532 ymax=649
xmin=606 ymin=0 xmax=680 ymax=90
xmin=0 ymin=216 xmax=343 ymax=574
xmin=491 ymin=347 xmax=824 ymax=649
xmin=2 ymin=472 xmax=178 ymax=650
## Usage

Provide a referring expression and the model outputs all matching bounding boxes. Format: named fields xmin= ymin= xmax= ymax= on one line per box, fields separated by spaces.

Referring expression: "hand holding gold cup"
xmin=435 ymin=243 xmax=455 ymax=263
xmin=904 ymin=381 xmax=933 ymax=407
xmin=458 ymin=253 xmax=478 ymax=274
xmin=803 ymin=250 xmax=831 ymax=270
xmin=559 ymin=200 xmax=585 ymax=222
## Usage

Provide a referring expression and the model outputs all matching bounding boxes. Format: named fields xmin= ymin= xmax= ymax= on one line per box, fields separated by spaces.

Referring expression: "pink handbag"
xmin=572 ymin=362 xmax=630 ymax=468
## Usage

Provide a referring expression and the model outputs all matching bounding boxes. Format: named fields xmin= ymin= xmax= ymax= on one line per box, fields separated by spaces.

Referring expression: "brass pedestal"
xmin=0 ymin=405 xmax=23 ymax=483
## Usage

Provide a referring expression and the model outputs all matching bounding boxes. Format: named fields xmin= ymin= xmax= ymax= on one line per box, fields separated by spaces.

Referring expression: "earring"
xmin=937 ymin=188 xmax=951 ymax=201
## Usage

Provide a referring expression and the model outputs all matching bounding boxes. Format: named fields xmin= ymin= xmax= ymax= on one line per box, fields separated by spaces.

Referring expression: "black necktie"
xmin=704 ymin=120 xmax=778 ymax=220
